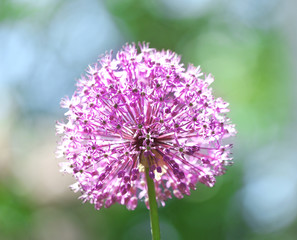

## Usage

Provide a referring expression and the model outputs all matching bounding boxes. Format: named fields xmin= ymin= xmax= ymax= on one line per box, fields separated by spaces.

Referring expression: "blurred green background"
xmin=1 ymin=0 xmax=296 ymax=239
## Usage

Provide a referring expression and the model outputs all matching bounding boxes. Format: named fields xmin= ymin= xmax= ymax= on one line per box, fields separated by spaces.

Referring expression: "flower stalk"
xmin=145 ymin=167 xmax=161 ymax=240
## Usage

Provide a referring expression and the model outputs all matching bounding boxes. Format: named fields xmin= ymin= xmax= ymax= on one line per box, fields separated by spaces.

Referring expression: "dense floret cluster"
xmin=56 ymin=43 xmax=236 ymax=210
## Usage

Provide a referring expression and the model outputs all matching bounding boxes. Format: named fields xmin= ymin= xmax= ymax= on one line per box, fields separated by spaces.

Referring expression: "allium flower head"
xmin=56 ymin=43 xmax=236 ymax=210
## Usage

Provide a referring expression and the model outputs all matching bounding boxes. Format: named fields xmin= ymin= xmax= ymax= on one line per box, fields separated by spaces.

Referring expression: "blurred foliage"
xmin=0 ymin=183 xmax=33 ymax=240
xmin=104 ymin=0 xmax=210 ymax=50
xmin=0 ymin=0 xmax=31 ymax=21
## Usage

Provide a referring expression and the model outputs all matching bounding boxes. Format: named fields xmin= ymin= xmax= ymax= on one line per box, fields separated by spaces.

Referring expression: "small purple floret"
xmin=56 ymin=42 xmax=236 ymax=210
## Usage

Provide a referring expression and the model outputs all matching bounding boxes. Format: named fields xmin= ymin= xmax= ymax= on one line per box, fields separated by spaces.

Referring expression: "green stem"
xmin=145 ymin=168 xmax=161 ymax=240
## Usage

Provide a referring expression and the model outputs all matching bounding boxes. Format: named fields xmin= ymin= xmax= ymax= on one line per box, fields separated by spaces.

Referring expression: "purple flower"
xmin=56 ymin=43 xmax=236 ymax=210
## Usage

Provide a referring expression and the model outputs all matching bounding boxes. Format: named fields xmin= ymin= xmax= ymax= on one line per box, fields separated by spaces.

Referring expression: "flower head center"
xmin=133 ymin=131 xmax=154 ymax=151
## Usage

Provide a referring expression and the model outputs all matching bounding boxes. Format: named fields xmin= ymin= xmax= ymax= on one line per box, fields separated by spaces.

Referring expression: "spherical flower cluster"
xmin=56 ymin=43 xmax=236 ymax=210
